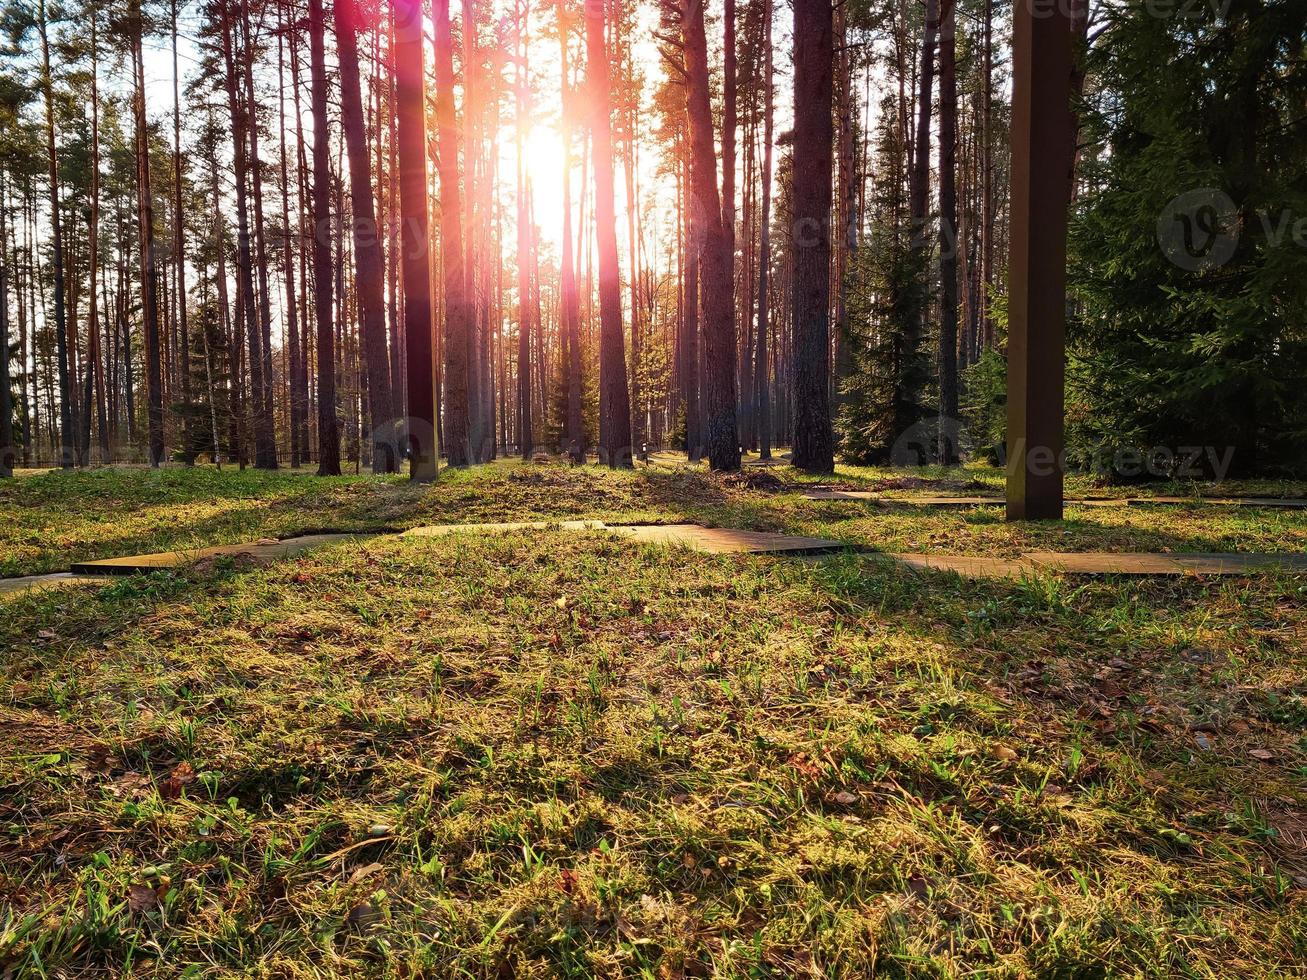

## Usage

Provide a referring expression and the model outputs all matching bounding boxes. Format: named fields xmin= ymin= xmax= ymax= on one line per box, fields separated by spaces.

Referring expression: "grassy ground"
xmin=2 ymin=463 xmax=1305 ymax=976
xmin=4 ymin=459 xmax=1307 ymax=577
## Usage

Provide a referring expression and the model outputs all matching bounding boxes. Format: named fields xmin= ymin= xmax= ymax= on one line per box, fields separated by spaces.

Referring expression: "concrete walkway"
xmin=803 ymin=489 xmax=1307 ymax=510
xmin=4 ymin=520 xmax=1304 ymax=600
xmin=890 ymin=550 xmax=1307 ymax=580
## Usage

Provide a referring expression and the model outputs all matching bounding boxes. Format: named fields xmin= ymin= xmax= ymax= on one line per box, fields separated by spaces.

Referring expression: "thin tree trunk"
xmin=38 ymin=0 xmax=73 ymax=467
xmin=82 ymin=10 xmax=109 ymax=462
xmin=395 ymin=0 xmax=437 ymax=479
xmin=755 ymin=0 xmax=773 ymax=460
xmin=937 ymin=0 xmax=959 ymax=462
xmin=682 ymin=0 xmax=739 ymax=471
xmin=172 ymin=0 xmax=192 ymax=460
xmin=308 ymin=0 xmax=340 ymax=474
xmin=584 ymin=0 xmax=632 ymax=467
xmin=514 ymin=0 xmax=534 ymax=458
xmin=277 ymin=1 xmax=303 ymax=468
xmin=132 ymin=3 xmax=165 ymax=467
xmin=0 ymin=242 xmax=12 ymax=476
xmin=433 ymin=0 xmax=472 ymax=465
xmin=221 ymin=0 xmax=272 ymax=468
xmin=336 ymin=0 xmax=399 ymax=473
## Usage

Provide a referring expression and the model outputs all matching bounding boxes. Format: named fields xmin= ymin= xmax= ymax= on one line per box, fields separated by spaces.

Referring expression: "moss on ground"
xmin=1 ymin=463 xmax=1304 ymax=976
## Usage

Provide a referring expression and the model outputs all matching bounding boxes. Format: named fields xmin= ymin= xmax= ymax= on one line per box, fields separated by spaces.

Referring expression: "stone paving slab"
xmin=890 ymin=554 xmax=1035 ymax=579
xmin=0 ymin=572 xmax=112 ymax=599
xmin=1127 ymin=497 xmax=1307 ymax=510
xmin=1026 ymin=551 xmax=1307 ymax=576
xmin=403 ymin=520 xmax=606 ymax=538
xmin=69 ymin=533 xmax=363 ymax=575
xmin=607 ymin=524 xmax=848 ymax=555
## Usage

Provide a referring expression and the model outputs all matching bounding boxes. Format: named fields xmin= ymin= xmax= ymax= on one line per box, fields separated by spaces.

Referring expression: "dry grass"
xmin=1 ymin=463 xmax=1305 ymax=976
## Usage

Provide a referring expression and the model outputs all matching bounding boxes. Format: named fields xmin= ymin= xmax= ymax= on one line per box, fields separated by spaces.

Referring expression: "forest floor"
xmin=2 ymin=460 xmax=1305 ymax=976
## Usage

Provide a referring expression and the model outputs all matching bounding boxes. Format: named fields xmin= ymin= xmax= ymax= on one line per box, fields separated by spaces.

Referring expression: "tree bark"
xmin=220 ymin=0 xmax=272 ymax=468
xmin=240 ymin=0 xmax=279 ymax=467
xmin=584 ymin=0 xmax=633 ymax=467
xmin=308 ymin=0 xmax=340 ymax=475
xmin=82 ymin=9 xmax=109 ymax=463
xmin=754 ymin=0 xmax=773 ymax=460
xmin=277 ymin=1 xmax=304 ymax=467
xmin=395 ymin=0 xmax=437 ymax=479
xmin=556 ymin=0 xmax=584 ymax=462
xmin=514 ymin=0 xmax=534 ymax=458
xmin=681 ymin=0 xmax=739 ymax=471
xmin=937 ymin=0 xmax=959 ymax=462
xmin=433 ymin=0 xmax=472 ymax=465
xmin=38 ymin=0 xmax=73 ymax=467
xmin=172 ymin=0 xmax=192 ymax=461
xmin=132 ymin=2 xmax=165 ymax=467
xmin=790 ymin=0 xmax=835 ymax=473
xmin=336 ymin=0 xmax=399 ymax=473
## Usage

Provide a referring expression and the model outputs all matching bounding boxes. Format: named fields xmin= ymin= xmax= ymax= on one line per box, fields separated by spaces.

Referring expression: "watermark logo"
xmin=1157 ymin=188 xmax=1239 ymax=272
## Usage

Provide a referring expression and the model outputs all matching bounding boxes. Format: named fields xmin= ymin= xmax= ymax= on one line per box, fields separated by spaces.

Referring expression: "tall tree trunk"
xmin=308 ymin=0 xmax=340 ymax=475
xmin=790 ymin=0 xmax=834 ymax=473
xmin=555 ymin=0 xmax=583 ymax=463
xmin=172 ymin=0 xmax=192 ymax=460
xmin=833 ymin=1 xmax=855 ymax=411
xmin=895 ymin=0 xmax=938 ymax=446
xmin=38 ymin=0 xmax=73 ymax=467
xmin=514 ymin=0 xmax=534 ymax=458
xmin=584 ymin=0 xmax=633 ymax=467
xmin=221 ymin=0 xmax=272 ymax=468
xmin=723 ymin=0 xmax=742 ymax=448
xmin=240 ymin=0 xmax=278 ymax=467
xmin=336 ymin=0 xmax=399 ymax=473
xmin=979 ymin=0 xmax=993 ymax=348
xmin=0 ymin=246 xmax=12 ymax=476
xmin=82 ymin=10 xmax=109 ymax=462
xmin=132 ymin=3 xmax=165 ymax=467
xmin=754 ymin=0 xmax=773 ymax=460
xmin=937 ymin=0 xmax=959 ymax=462
xmin=277 ymin=1 xmax=303 ymax=467
xmin=433 ymin=0 xmax=472 ymax=465
xmin=395 ymin=0 xmax=437 ymax=479
xmin=679 ymin=148 xmax=701 ymax=460
xmin=682 ymin=0 xmax=739 ymax=471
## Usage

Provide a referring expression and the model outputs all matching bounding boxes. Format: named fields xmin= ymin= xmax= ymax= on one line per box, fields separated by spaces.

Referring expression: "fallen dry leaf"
xmin=127 ymin=883 xmax=159 ymax=913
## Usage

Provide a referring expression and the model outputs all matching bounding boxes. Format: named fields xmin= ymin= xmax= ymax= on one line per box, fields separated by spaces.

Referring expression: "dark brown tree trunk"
xmin=979 ymin=0 xmax=994 ymax=348
xmin=171 ymin=0 xmax=191 ymax=460
xmin=308 ymin=0 xmax=340 ymax=475
xmin=240 ymin=0 xmax=279 ymax=467
xmin=682 ymin=0 xmax=739 ymax=471
xmin=336 ymin=0 xmax=399 ymax=473
xmin=277 ymin=1 xmax=303 ymax=467
xmin=395 ymin=0 xmax=437 ymax=480
xmin=514 ymin=1 xmax=534 ymax=458
xmin=0 ymin=248 xmax=11 ymax=476
xmin=556 ymin=0 xmax=583 ymax=462
xmin=39 ymin=0 xmax=73 ymax=467
xmin=433 ymin=0 xmax=472 ymax=465
xmin=937 ymin=0 xmax=959 ymax=462
xmin=723 ymin=0 xmax=742 ymax=448
xmin=833 ymin=1 xmax=855 ymax=410
xmin=132 ymin=3 xmax=165 ymax=467
xmin=790 ymin=0 xmax=834 ymax=473
xmin=584 ymin=0 xmax=633 ymax=467
xmin=221 ymin=0 xmax=272 ymax=468
xmin=82 ymin=10 xmax=110 ymax=463
xmin=755 ymin=0 xmax=773 ymax=460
